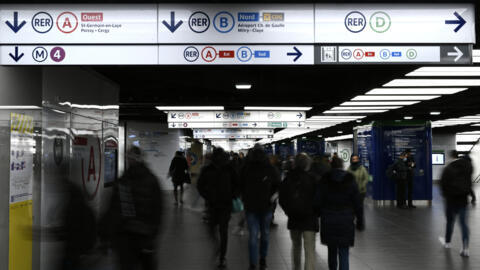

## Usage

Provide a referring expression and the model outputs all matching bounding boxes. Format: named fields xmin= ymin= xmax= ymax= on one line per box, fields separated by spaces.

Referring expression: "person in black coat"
xmin=197 ymin=147 xmax=240 ymax=268
xmin=390 ymin=152 xmax=410 ymax=209
xmin=439 ymin=150 xmax=473 ymax=257
xmin=279 ymin=153 xmax=318 ymax=270
xmin=315 ymin=157 xmax=364 ymax=270
xmin=168 ymin=151 xmax=189 ymax=205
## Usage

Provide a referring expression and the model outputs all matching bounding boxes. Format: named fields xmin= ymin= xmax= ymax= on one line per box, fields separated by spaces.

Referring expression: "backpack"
xmin=280 ymin=172 xmax=311 ymax=218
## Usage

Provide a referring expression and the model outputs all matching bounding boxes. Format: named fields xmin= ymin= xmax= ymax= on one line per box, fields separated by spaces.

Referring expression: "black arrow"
xmin=9 ymin=46 xmax=24 ymax=62
xmin=5 ymin=12 xmax=26 ymax=33
xmin=216 ymin=113 xmax=222 ymax=118
xmin=162 ymin=11 xmax=183 ymax=33
xmin=298 ymin=122 xmax=302 ymax=127
xmin=297 ymin=112 xmax=303 ymax=119
xmin=287 ymin=46 xmax=302 ymax=62
xmin=171 ymin=113 xmax=176 ymax=118
xmin=445 ymin=11 xmax=466 ymax=33
xmin=253 ymin=123 xmax=257 ymax=127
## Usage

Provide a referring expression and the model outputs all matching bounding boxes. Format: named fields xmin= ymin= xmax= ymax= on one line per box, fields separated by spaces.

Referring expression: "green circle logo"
xmin=406 ymin=49 xmax=417 ymax=59
xmin=369 ymin=11 xmax=391 ymax=33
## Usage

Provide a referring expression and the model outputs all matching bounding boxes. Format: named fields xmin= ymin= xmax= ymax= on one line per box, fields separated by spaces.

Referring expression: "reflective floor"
xmin=95 ymin=184 xmax=480 ymax=270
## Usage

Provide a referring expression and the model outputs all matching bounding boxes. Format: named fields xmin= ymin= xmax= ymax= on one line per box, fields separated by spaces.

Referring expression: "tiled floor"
xmin=153 ymin=184 xmax=480 ymax=270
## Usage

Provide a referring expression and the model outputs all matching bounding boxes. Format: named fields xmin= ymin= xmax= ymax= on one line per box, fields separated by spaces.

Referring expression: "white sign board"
xmin=158 ymin=4 xmax=314 ymax=43
xmin=169 ymin=121 xmax=306 ymax=129
xmin=160 ymin=45 xmax=313 ymax=65
xmin=0 ymin=45 xmax=158 ymax=65
xmin=0 ymin=4 xmax=158 ymax=44
xmin=168 ymin=111 xmax=306 ymax=123
xmin=193 ymin=128 xmax=274 ymax=139
xmin=315 ymin=4 xmax=476 ymax=43
xmin=337 ymin=46 xmax=440 ymax=63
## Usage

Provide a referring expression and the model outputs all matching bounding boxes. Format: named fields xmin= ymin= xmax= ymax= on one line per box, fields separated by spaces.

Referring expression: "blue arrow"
xmin=162 ymin=11 xmax=183 ymax=33
xmin=5 ymin=12 xmax=26 ymax=33
xmin=297 ymin=112 xmax=303 ymax=119
xmin=9 ymin=46 xmax=24 ymax=62
xmin=287 ymin=46 xmax=302 ymax=62
xmin=171 ymin=113 xmax=176 ymax=118
xmin=445 ymin=12 xmax=466 ymax=33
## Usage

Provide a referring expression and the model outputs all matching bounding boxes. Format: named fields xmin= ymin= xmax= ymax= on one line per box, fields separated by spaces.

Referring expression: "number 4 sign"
xmin=50 ymin=47 xmax=66 ymax=62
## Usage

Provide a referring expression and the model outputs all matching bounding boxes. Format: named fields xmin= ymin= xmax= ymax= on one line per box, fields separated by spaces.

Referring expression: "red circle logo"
xmin=353 ymin=49 xmax=364 ymax=60
xmin=201 ymin=46 xmax=217 ymax=62
xmin=57 ymin=12 xmax=78 ymax=34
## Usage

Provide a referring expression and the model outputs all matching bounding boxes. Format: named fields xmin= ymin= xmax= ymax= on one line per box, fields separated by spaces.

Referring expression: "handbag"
xmin=232 ymin=198 xmax=244 ymax=213
xmin=184 ymin=172 xmax=192 ymax=184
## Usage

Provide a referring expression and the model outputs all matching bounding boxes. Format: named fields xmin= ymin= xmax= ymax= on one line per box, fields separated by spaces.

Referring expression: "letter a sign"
xmin=57 ymin=11 xmax=78 ymax=33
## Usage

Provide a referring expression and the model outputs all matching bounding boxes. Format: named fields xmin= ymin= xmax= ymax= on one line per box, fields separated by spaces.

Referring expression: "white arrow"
xmin=447 ymin=46 xmax=463 ymax=62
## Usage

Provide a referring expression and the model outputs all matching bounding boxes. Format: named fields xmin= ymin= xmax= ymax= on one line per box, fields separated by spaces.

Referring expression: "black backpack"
xmin=280 ymin=172 xmax=311 ymax=218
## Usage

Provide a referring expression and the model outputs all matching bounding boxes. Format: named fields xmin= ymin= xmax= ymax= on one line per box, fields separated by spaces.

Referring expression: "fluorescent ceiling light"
xmin=332 ymin=106 xmax=402 ymax=110
xmin=324 ymin=110 xmax=388 ymax=114
xmin=341 ymin=101 xmax=420 ymax=106
xmin=0 ymin=105 xmax=41 ymax=109
xmin=309 ymin=116 xmax=365 ymax=119
xmin=351 ymin=95 xmax=440 ymax=101
xmin=235 ymin=83 xmax=252 ymax=90
xmin=384 ymin=79 xmax=480 ymax=87
xmin=366 ymin=88 xmax=467 ymax=95
xmin=406 ymin=67 xmax=480 ymax=77
xmin=325 ymin=134 xmax=353 ymax=142
xmin=337 ymin=131 xmax=343 ymax=134
xmin=404 ymin=116 xmax=413 ymax=120
xmin=244 ymin=106 xmax=312 ymax=111
xmin=430 ymin=111 xmax=441 ymax=115
xmin=155 ymin=106 xmax=224 ymax=111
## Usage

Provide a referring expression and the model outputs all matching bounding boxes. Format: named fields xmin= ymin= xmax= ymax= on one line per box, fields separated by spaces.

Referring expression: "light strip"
xmin=366 ymin=88 xmax=468 ymax=95
xmin=384 ymin=79 xmax=480 ymax=87
xmin=332 ymin=106 xmax=402 ymax=110
xmin=351 ymin=95 xmax=440 ymax=101
xmin=341 ymin=101 xmax=420 ymax=106
xmin=156 ymin=106 xmax=224 ymax=111
xmin=406 ymin=67 xmax=480 ymax=77
xmin=324 ymin=110 xmax=388 ymax=114
xmin=235 ymin=84 xmax=252 ymax=90
xmin=325 ymin=134 xmax=353 ymax=142
xmin=0 ymin=105 xmax=41 ymax=110
xmin=244 ymin=106 xmax=312 ymax=111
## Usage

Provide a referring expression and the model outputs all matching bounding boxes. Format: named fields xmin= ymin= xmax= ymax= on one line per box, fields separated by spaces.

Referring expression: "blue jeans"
xmin=445 ymin=204 xmax=469 ymax=248
xmin=327 ymin=245 xmax=349 ymax=270
xmin=246 ymin=211 xmax=273 ymax=266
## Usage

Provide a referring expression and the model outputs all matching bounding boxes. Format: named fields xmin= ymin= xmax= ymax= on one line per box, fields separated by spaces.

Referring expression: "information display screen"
xmin=432 ymin=153 xmax=445 ymax=165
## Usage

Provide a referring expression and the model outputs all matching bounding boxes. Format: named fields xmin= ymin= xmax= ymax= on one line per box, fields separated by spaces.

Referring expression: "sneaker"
xmin=460 ymin=249 xmax=470 ymax=257
xmin=438 ymin=237 xmax=451 ymax=249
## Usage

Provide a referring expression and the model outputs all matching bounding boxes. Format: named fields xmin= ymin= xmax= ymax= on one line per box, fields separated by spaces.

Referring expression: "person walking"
xmin=241 ymin=147 xmax=281 ymax=270
xmin=388 ymin=152 xmax=409 ymax=209
xmin=439 ymin=150 xmax=473 ymax=257
xmin=101 ymin=146 xmax=163 ymax=270
xmin=347 ymin=154 xmax=369 ymax=205
xmin=404 ymin=149 xmax=416 ymax=208
xmin=169 ymin=151 xmax=189 ymax=205
xmin=279 ymin=153 xmax=319 ymax=270
xmin=316 ymin=157 xmax=364 ymax=270
xmin=197 ymin=147 xmax=240 ymax=268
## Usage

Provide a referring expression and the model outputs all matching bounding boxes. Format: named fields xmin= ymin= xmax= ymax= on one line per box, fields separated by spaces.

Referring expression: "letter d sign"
xmin=370 ymin=11 xmax=391 ymax=33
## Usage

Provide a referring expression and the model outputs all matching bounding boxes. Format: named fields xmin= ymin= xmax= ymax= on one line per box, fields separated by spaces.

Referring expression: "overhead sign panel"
xmin=0 ymin=45 xmax=158 ymax=65
xmin=169 ymin=121 xmax=306 ymax=129
xmin=193 ymin=129 xmax=274 ymax=139
xmin=157 ymin=4 xmax=314 ymax=43
xmin=168 ymin=111 xmax=306 ymax=123
xmin=160 ymin=45 xmax=313 ymax=65
xmin=315 ymin=4 xmax=476 ymax=44
xmin=0 ymin=4 xmax=158 ymax=44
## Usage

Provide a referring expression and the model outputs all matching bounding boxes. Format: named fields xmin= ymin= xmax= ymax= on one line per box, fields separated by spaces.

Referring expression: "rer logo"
xmin=214 ymin=11 xmax=234 ymax=33
xmin=369 ymin=11 xmax=391 ymax=33
xmin=344 ymin=11 xmax=366 ymax=33
xmin=57 ymin=11 xmax=78 ymax=33
xmin=341 ymin=49 xmax=352 ymax=60
xmin=32 ymin=46 xmax=48 ymax=62
xmin=32 ymin=12 xmax=53 ymax=34
xmin=184 ymin=46 xmax=199 ymax=62
xmin=189 ymin=11 xmax=210 ymax=33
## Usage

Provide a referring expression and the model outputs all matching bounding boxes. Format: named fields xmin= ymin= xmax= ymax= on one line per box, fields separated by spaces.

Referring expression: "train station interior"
xmin=0 ymin=0 xmax=480 ymax=269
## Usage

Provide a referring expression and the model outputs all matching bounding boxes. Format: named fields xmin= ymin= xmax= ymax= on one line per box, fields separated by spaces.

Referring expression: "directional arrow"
xmin=253 ymin=123 xmax=258 ymax=127
xmin=445 ymin=11 xmax=466 ymax=33
xmin=297 ymin=112 xmax=303 ymax=119
xmin=5 ymin=12 xmax=26 ymax=33
xmin=447 ymin=46 xmax=463 ymax=62
xmin=171 ymin=123 xmax=176 ymax=128
xmin=9 ymin=46 xmax=24 ymax=62
xmin=162 ymin=11 xmax=183 ymax=33
xmin=216 ymin=113 xmax=222 ymax=118
xmin=287 ymin=46 xmax=302 ymax=62
xmin=171 ymin=113 xmax=177 ymax=119
xmin=298 ymin=122 xmax=303 ymax=127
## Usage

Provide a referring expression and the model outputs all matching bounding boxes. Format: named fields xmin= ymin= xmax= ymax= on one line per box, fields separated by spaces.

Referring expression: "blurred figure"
xmin=197 ymin=147 xmax=240 ymax=268
xmin=439 ymin=150 xmax=473 ymax=257
xmin=310 ymin=154 xmax=331 ymax=182
xmin=404 ymin=149 xmax=416 ymax=208
xmin=230 ymin=152 xmax=243 ymax=175
xmin=169 ymin=151 xmax=189 ymax=205
xmin=388 ymin=152 xmax=409 ymax=209
xmin=279 ymin=153 xmax=318 ymax=270
xmin=241 ymin=148 xmax=281 ymax=270
xmin=315 ymin=157 xmax=364 ymax=270
xmin=101 ymin=146 xmax=162 ymax=270
xmin=347 ymin=154 xmax=369 ymax=206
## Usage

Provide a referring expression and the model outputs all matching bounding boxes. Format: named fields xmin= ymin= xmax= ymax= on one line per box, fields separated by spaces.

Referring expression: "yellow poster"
xmin=9 ymin=113 xmax=34 ymax=270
